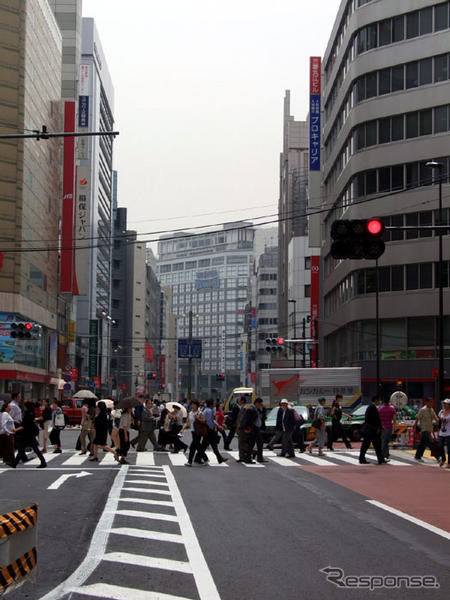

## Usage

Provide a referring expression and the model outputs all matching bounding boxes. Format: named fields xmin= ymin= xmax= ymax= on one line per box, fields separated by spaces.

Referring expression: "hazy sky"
xmin=82 ymin=0 xmax=340 ymax=247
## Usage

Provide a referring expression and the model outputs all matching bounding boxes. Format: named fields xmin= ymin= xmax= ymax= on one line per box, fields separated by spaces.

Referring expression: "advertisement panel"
xmin=60 ymin=102 xmax=76 ymax=292
xmin=309 ymin=57 xmax=321 ymax=172
xmin=73 ymin=165 xmax=90 ymax=295
xmin=88 ymin=319 xmax=98 ymax=378
xmin=310 ymin=255 xmax=320 ymax=367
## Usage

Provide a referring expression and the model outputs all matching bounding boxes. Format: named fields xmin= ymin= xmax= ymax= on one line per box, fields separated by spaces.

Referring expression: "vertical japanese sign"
xmin=310 ymin=255 xmax=320 ymax=367
xmin=220 ymin=328 xmax=225 ymax=374
xmin=78 ymin=65 xmax=90 ymax=159
xmin=73 ymin=165 xmax=90 ymax=295
xmin=309 ymin=57 xmax=321 ymax=172
xmin=88 ymin=319 xmax=99 ymax=378
xmin=60 ymin=102 xmax=76 ymax=292
xmin=160 ymin=355 xmax=166 ymax=386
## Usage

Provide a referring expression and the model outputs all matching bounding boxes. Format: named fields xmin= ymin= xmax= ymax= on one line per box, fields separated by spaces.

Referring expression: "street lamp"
xmin=426 ymin=160 xmax=444 ymax=409
xmin=288 ymin=299 xmax=297 ymax=368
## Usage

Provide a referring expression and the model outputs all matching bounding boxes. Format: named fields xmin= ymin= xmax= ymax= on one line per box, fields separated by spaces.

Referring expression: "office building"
xmin=157 ymin=222 xmax=255 ymax=397
xmin=0 ymin=0 xmax=61 ymax=398
xmin=75 ymin=18 xmax=115 ymax=392
xmin=316 ymin=0 xmax=450 ymax=400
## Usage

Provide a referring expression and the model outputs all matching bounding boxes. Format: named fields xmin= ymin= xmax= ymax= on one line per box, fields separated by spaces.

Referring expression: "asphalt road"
xmin=2 ymin=429 xmax=449 ymax=600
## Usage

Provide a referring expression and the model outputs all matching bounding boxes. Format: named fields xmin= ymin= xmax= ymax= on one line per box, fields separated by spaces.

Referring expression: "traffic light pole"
xmin=375 ymin=259 xmax=381 ymax=396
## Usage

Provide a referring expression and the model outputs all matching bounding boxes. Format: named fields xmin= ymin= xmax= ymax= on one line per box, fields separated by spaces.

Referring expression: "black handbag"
xmin=312 ymin=418 xmax=322 ymax=429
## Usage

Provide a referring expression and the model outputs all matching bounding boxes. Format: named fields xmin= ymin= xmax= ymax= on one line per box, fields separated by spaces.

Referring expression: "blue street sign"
xmin=63 ymin=383 xmax=71 ymax=390
xmin=63 ymin=388 xmax=72 ymax=397
xmin=178 ymin=339 xmax=189 ymax=359
xmin=190 ymin=339 xmax=202 ymax=359
xmin=88 ymin=380 xmax=95 ymax=390
xmin=64 ymin=375 xmax=71 ymax=383
xmin=178 ymin=338 xmax=202 ymax=359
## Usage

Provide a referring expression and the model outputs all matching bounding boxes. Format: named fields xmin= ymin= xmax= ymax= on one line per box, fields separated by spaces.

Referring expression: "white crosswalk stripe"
xmin=11 ymin=448 xmax=415 ymax=473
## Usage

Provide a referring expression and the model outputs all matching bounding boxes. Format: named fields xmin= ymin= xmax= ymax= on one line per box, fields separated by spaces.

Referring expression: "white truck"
xmin=259 ymin=367 xmax=362 ymax=409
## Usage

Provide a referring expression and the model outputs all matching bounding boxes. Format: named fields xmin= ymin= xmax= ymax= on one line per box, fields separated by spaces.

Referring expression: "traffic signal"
xmin=330 ymin=219 xmax=385 ymax=260
xmin=216 ymin=373 xmax=225 ymax=381
xmin=265 ymin=337 xmax=285 ymax=353
xmin=151 ymin=372 xmax=157 ymax=380
xmin=10 ymin=322 xmax=42 ymax=339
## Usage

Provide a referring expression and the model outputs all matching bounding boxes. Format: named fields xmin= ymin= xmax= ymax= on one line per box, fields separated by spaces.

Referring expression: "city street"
xmin=2 ymin=431 xmax=449 ymax=600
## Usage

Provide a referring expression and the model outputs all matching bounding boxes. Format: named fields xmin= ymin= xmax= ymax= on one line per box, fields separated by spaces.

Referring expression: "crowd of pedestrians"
xmin=1 ymin=391 xmax=450 ymax=470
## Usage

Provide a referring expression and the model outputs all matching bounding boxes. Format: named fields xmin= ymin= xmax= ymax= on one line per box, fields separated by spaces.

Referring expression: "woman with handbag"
xmin=89 ymin=401 xmax=119 ymax=463
xmin=308 ymin=397 xmax=327 ymax=456
xmin=11 ymin=401 xmax=47 ymax=468
xmin=49 ymin=399 xmax=64 ymax=453
xmin=0 ymin=401 xmax=18 ymax=467
xmin=184 ymin=400 xmax=208 ymax=466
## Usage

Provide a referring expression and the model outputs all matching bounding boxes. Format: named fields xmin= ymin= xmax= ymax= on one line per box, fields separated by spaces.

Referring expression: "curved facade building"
xmin=320 ymin=0 xmax=450 ymax=400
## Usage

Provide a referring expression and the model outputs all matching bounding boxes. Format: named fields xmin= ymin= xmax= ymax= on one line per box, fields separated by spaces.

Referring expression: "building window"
xmin=304 ymin=285 xmax=311 ymax=298
xmin=305 ymin=257 xmax=311 ymax=270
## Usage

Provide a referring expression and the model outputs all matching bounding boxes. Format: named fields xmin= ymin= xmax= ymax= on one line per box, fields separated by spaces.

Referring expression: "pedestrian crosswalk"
xmin=40 ymin=464 xmax=221 ymax=600
xmin=1 ymin=447 xmax=419 ymax=472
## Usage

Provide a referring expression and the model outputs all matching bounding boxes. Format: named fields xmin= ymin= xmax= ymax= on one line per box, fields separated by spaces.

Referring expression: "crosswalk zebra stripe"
xmin=102 ymin=551 xmax=192 ymax=574
xmin=72 ymin=583 xmax=190 ymax=600
xmin=110 ymin=527 xmax=184 ymax=543
xmin=114 ymin=510 xmax=178 ymax=522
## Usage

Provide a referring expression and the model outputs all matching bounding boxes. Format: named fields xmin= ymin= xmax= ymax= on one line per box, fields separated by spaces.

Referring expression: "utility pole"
xmin=288 ymin=299 xmax=297 ymax=368
xmin=187 ymin=310 xmax=193 ymax=402
xmin=302 ymin=318 xmax=306 ymax=368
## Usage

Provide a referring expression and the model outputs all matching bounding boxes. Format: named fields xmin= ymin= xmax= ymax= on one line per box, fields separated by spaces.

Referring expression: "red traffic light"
xmin=25 ymin=322 xmax=32 ymax=330
xmin=367 ymin=219 xmax=384 ymax=236
xmin=277 ymin=337 xmax=284 ymax=345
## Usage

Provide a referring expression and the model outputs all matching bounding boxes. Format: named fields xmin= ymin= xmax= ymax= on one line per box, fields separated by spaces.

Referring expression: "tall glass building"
xmin=157 ymin=222 xmax=255 ymax=397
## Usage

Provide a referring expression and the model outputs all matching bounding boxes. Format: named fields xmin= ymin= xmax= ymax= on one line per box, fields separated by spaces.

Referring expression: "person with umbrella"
xmin=89 ymin=401 xmax=119 ymax=463
xmin=166 ymin=403 xmax=188 ymax=454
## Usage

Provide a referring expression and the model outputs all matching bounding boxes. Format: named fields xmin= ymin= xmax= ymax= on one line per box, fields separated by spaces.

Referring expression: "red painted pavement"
xmin=301 ymin=465 xmax=450 ymax=533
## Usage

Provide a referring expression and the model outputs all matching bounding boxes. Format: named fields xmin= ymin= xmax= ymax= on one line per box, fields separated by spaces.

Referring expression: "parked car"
xmin=263 ymin=404 xmax=311 ymax=443
xmin=35 ymin=398 xmax=84 ymax=425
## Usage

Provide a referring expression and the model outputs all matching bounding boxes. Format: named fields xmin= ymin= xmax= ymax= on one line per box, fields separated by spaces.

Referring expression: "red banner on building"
xmin=310 ymin=56 xmax=321 ymax=94
xmin=60 ymin=102 xmax=76 ymax=292
xmin=310 ymin=255 xmax=320 ymax=367
xmin=145 ymin=343 xmax=154 ymax=363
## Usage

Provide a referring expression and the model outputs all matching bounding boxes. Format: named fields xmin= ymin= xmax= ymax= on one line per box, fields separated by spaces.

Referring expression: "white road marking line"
xmin=367 ymin=500 xmax=450 ymax=540
xmin=99 ymin=452 xmax=117 ymax=465
xmin=225 ymin=450 xmax=241 ymax=461
xmin=168 ymin=453 xmax=187 ymax=466
xmin=47 ymin=471 xmax=91 ymax=490
xmin=125 ymin=479 xmax=169 ymax=487
xmin=27 ymin=453 xmax=59 ymax=466
xmin=268 ymin=456 xmax=298 ymax=467
xmin=126 ymin=473 xmax=167 ymax=479
xmin=110 ymin=527 xmax=184 ymax=543
xmin=122 ymin=487 xmax=172 ymax=496
xmin=72 ymin=583 xmax=191 ymax=600
xmin=61 ymin=453 xmax=90 ymax=466
xmin=329 ymin=454 xmax=364 ymax=466
xmin=242 ymin=462 xmax=264 ymax=468
xmin=114 ymin=509 xmax=178 ymax=522
xmin=205 ymin=451 xmax=229 ymax=466
xmin=164 ymin=465 xmax=221 ymax=600
xmin=347 ymin=451 xmax=410 ymax=466
xmin=135 ymin=453 xmax=155 ymax=466
xmin=119 ymin=497 xmax=175 ymax=507
xmin=297 ymin=454 xmax=334 ymax=466
xmin=103 ymin=551 xmax=191 ymax=573
xmin=38 ymin=465 xmax=129 ymax=600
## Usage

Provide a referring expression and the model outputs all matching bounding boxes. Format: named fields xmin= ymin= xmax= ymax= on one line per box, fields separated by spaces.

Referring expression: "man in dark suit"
xmin=279 ymin=399 xmax=295 ymax=458
xmin=225 ymin=396 xmax=245 ymax=450
xmin=359 ymin=395 xmax=389 ymax=464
